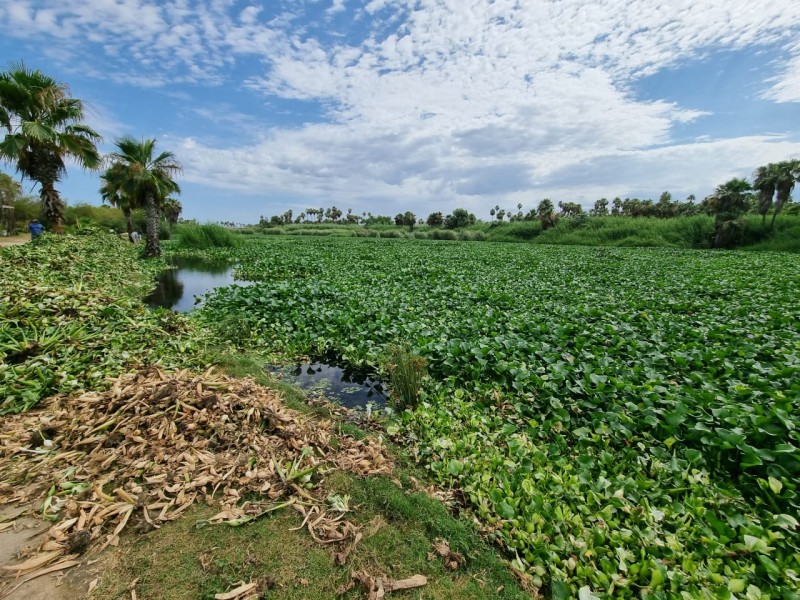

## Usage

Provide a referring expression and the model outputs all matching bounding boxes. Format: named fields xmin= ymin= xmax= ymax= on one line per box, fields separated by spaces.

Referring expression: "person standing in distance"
xmin=28 ymin=219 xmax=44 ymax=240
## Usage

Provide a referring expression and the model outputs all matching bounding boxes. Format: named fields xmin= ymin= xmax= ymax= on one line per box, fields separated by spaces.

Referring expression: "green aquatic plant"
xmin=187 ymin=236 xmax=799 ymax=596
xmin=382 ymin=344 xmax=427 ymax=410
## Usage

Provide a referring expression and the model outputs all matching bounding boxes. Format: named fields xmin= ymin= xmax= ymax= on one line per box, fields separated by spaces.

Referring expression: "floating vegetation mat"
xmin=0 ymin=367 xmax=391 ymax=594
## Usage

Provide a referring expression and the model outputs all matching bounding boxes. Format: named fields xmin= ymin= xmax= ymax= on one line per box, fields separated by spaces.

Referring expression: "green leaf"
xmin=768 ymin=477 xmax=783 ymax=495
xmin=550 ymin=580 xmax=570 ymax=600
xmin=496 ymin=501 xmax=515 ymax=520
xmin=685 ymin=449 xmax=702 ymax=463
xmin=447 ymin=459 xmax=463 ymax=476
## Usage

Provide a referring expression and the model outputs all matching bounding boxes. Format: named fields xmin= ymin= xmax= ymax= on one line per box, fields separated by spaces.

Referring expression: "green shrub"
xmin=485 ymin=221 xmax=542 ymax=242
xmin=458 ymin=230 xmax=487 ymax=241
xmin=431 ymin=229 xmax=457 ymax=241
xmin=174 ymin=223 xmax=241 ymax=249
xmin=378 ymin=230 xmax=405 ymax=239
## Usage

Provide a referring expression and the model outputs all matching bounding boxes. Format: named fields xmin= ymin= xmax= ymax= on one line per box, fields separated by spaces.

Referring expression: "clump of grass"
xmin=174 ymin=223 xmax=242 ymax=249
xmin=458 ymin=230 xmax=486 ymax=241
xmin=382 ymin=345 xmax=427 ymax=410
xmin=431 ymin=229 xmax=458 ymax=241
xmin=378 ymin=229 xmax=405 ymax=239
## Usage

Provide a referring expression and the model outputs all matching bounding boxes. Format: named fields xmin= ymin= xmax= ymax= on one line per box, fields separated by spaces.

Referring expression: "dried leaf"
xmin=215 ymin=581 xmax=257 ymax=599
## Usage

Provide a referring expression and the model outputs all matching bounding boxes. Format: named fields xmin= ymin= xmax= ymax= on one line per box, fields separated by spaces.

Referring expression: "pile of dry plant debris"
xmin=0 ymin=367 xmax=397 ymax=598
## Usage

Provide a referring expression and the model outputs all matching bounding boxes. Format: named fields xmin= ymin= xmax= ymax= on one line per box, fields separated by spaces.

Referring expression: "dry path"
xmin=0 ymin=507 xmax=86 ymax=600
xmin=0 ymin=235 xmax=28 ymax=248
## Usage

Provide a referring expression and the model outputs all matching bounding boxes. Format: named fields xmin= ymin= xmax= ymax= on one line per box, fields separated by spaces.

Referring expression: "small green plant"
xmin=382 ymin=344 xmax=427 ymax=410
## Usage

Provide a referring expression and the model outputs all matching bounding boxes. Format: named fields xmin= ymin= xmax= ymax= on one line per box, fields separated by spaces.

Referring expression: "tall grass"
xmin=477 ymin=214 xmax=800 ymax=251
xmin=739 ymin=215 xmax=800 ymax=252
xmin=173 ymin=223 xmax=242 ymax=249
xmin=382 ymin=345 xmax=427 ymax=410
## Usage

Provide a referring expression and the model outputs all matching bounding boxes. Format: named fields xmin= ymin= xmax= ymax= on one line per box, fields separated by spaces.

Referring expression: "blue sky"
xmin=1 ymin=0 xmax=799 ymax=223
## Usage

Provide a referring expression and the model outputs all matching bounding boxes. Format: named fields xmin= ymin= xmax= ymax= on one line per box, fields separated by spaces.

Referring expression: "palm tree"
xmin=163 ymin=197 xmax=182 ymax=232
xmin=753 ymin=164 xmax=776 ymax=225
xmin=100 ymin=162 xmax=136 ymax=241
xmin=771 ymin=160 xmax=800 ymax=227
xmin=536 ymin=198 xmax=556 ymax=230
xmin=109 ymin=136 xmax=181 ymax=257
xmin=709 ymin=178 xmax=751 ymax=248
xmin=0 ymin=62 xmax=101 ymax=231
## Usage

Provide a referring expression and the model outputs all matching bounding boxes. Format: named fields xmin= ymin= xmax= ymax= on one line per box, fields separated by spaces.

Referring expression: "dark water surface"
xmin=146 ymin=257 xmax=251 ymax=312
xmin=267 ymin=360 xmax=388 ymax=409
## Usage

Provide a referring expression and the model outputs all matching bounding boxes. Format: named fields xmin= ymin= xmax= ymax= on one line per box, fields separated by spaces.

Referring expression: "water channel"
xmin=146 ymin=258 xmax=388 ymax=409
xmin=145 ymin=256 xmax=250 ymax=312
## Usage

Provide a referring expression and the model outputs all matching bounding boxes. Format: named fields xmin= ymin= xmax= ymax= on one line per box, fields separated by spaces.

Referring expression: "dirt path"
xmin=0 ymin=235 xmax=28 ymax=247
xmin=0 ymin=507 xmax=90 ymax=600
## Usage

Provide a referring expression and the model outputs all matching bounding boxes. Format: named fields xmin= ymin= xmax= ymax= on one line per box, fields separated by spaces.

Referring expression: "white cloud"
xmin=2 ymin=0 xmax=799 ymax=218
xmin=326 ymin=0 xmax=347 ymax=16
xmin=762 ymin=43 xmax=800 ymax=103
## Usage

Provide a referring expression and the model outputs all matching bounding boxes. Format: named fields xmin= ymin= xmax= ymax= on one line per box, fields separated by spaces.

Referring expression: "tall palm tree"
xmin=100 ymin=162 xmax=136 ymax=241
xmin=109 ymin=136 xmax=181 ymax=257
xmin=709 ymin=177 xmax=751 ymax=248
xmin=0 ymin=62 xmax=101 ymax=231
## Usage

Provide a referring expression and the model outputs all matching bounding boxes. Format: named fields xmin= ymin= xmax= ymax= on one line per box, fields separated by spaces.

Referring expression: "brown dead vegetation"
xmin=0 ymin=367 xmax=392 ymax=598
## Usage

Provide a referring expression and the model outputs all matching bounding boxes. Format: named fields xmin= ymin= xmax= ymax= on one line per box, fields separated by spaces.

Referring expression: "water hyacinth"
xmin=190 ymin=236 xmax=799 ymax=597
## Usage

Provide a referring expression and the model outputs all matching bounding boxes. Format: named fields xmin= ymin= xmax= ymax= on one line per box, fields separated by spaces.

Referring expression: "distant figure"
xmin=131 ymin=231 xmax=141 ymax=243
xmin=28 ymin=220 xmax=44 ymax=240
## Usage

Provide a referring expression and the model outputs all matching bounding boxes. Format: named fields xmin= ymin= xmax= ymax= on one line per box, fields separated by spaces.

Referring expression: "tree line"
xmin=260 ymin=163 xmax=798 ymax=248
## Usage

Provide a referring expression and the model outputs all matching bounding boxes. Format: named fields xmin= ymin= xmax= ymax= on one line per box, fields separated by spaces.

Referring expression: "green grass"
xmin=174 ymin=223 xmax=242 ymax=249
xmin=480 ymin=214 xmax=800 ymax=251
xmin=94 ymin=475 xmax=527 ymax=600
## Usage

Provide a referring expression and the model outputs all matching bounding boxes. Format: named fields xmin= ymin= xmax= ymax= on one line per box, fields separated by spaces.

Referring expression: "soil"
xmin=0 ymin=235 xmax=28 ymax=247
xmin=0 ymin=507 xmax=91 ymax=600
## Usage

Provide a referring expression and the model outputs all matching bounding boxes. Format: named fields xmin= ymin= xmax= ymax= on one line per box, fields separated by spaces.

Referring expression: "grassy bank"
xmin=245 ymin=215 xmax=800 ymax=251
xmin=480 ymin=214 xmax=800 ymax=251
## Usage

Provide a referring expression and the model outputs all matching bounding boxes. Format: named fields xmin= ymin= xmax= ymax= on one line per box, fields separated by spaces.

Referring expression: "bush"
xmin=173 ymin=223 xmax=241 ymax=249
xmin=485 ymin=221 xmax=542 ymax=242
xmin=458 ymin=230 xmax=487 ymax=241
xmin=431 ymin=229 xmax=457 ymax=241
xmin=378 ymin=230 xmax=405 ymax=239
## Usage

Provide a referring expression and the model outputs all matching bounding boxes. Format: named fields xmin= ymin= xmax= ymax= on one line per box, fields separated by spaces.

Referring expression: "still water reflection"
xmin=146 ymin=257 xmax=250 ymax=312
xmin=267 ymin=360 xmax=388 ymax=409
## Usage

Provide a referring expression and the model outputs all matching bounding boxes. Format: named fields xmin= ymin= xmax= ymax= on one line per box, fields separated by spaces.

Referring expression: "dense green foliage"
xmin=0 ymin=232 xmax=202 ymax=413
xmin=192 ymin=237 xmax=800 ymax=598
